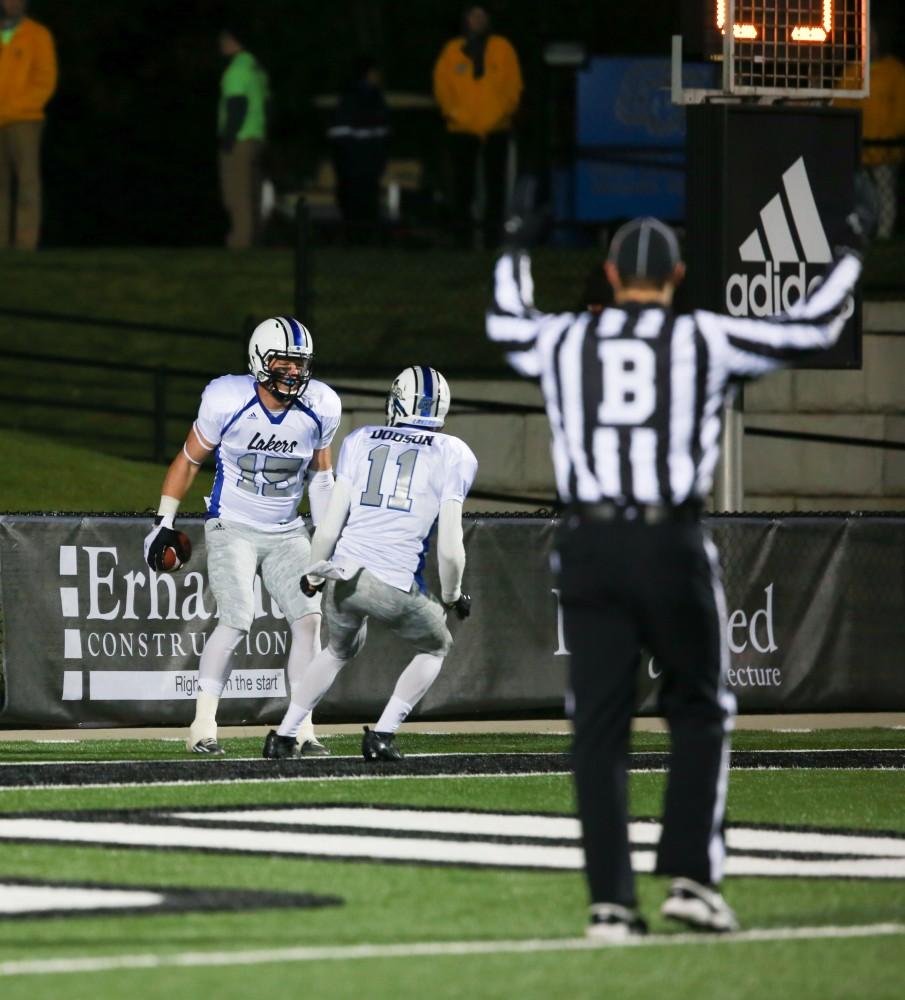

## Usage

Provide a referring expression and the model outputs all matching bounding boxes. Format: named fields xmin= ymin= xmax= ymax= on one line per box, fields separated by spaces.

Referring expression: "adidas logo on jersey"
xmin=725 ymin=157 xmax=831 ymax=318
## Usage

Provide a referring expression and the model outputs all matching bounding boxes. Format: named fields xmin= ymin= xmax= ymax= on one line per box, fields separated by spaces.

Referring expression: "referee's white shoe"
xmin=661 ymin=878 xmax=739 ymax=932
xmin=586 ymin=903 xmax=648 ymax=942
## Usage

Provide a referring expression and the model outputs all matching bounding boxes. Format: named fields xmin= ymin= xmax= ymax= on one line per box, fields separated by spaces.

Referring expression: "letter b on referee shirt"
xmin=598 ymin=340 xmax=657 ymax=424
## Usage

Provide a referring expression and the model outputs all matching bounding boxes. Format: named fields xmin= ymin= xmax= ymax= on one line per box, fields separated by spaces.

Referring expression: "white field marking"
xmin=173 ymin=807 xmax=584 ymax=839
xmin=31 ymin=740 xmax=80 ymax=744
xmin=723 ymin=856 xmax=905 ymax=878
xmin=775 ymin=729 xmax=812 ymax=733
xmin=726 ymin=827 xmax=905 ymax=858
xmin=2 ymin=815 xmax=905 ymax=878
xmin=172 ymin=809 xmax=905 ymax=859
xmin=12 ymin=763 xmax=905 ymax=795
xmin=0 ymin=817 xmax=589 ymax=870
xmin=1 ymin=924 xmax=904 ymax=977
xmin=0 ymin=886 xmax=163 ymax=915
xmin=0 ymin=771 xmax=581 ymax=794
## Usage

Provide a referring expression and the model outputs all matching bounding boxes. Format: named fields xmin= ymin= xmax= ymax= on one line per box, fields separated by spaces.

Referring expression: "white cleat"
xmin=299 ymin=736 xmax=330 ymax=757
xmin=586 ymin=903 xmax=648 ymax=942
xmin=187 ymin=737 xmax=225 ymax=755
xmin=661 ymin=878 xmax=739 ymax=933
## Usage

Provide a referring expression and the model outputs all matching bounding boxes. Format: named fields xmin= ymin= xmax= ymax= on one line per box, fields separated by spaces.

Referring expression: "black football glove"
xmin=501 ymin=175 xmax=550 ymax=251
xmin=300 ymin=574 xmax=326 ymax=598
xmin=144 ymin=516 xmax=180 ymax=571
xmin=833 ymin=170 xmax=879 ymax=261
xmin=443 ymin=593 xmax=472 ymax=620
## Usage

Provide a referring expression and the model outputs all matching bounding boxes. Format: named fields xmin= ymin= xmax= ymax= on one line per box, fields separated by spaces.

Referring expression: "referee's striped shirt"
xmin=487 ymin=251 xmax=862 ymax=506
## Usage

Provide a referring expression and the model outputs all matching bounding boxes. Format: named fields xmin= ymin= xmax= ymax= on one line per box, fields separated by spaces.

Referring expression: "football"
xmin=161 ymin=531 xmax=192 ymax=572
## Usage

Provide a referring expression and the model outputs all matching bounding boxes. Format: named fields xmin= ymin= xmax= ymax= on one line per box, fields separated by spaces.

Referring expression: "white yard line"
xmin=0 ymin=771 xmax=580 ymax=793
xmin=1 ymin=924 xmax=903 ymax=977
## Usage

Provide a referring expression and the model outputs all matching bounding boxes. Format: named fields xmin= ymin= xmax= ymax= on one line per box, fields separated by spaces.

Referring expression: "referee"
xmin=487 ymin=204 xmax=867 ymax=940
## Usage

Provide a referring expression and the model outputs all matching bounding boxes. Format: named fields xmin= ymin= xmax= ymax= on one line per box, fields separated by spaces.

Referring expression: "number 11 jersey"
xmin=332 ymin=425 xmax=478 ymax=592
xmin=195 ymin=374 xmax=342 ymax=532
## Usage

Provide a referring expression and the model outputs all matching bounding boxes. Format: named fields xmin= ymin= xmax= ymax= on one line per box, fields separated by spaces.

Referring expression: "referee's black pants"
xmin=556 ymin=515 xmax=735 ymax=908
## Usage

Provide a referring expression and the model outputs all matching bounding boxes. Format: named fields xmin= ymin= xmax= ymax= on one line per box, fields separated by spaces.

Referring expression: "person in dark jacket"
xmin=328 ymin=55 xmax=390 ymax=240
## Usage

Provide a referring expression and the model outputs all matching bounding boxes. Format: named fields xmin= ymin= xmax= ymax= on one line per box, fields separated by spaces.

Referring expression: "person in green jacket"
xmin=218 ymin=25 xmax=269 ymax=249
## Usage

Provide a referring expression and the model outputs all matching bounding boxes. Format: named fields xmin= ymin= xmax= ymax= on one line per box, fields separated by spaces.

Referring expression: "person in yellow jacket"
xmin=0 ymin=0 xmax=56 ymax=250
xmin=433 ymin=6 xmax=522 ymax=247
xmin=836 ymin=21 xmax=905 ymax=238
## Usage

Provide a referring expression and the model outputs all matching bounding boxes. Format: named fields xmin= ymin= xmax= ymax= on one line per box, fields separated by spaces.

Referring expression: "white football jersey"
xmin=195 ymin=374 xmax=341 ymax=532
xmin=332 ymin=425 xmax=478 ymax=591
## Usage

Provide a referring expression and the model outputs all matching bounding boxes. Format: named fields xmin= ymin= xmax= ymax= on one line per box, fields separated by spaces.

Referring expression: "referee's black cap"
xmin=607 ymin=217 xmax=681 ymax=284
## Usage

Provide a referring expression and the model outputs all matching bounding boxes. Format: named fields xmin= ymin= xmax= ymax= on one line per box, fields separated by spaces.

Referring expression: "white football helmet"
xmin=386 ymin=366 xmax=451 ymax=429
xmin=248 ymin=316 xmax=314 ymax=402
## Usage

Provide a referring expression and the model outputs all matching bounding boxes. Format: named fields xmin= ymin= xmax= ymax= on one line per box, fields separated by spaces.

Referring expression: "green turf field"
xmin=0 ymin=729 xmax=903 ymax=999
xmin=0 ymin=429 xmax=211 ymax=514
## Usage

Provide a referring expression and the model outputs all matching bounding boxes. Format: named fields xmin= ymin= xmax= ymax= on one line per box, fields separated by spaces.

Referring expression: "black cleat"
xmin=189 ymin=738 xmax=225 ymax=755
xmin=299 ymin=737 xmax=331 ymax=757
xmin=362 ymin=725 xmax=403 ymax=762
xmin=263 ymin=730 xmax=300 ymax=759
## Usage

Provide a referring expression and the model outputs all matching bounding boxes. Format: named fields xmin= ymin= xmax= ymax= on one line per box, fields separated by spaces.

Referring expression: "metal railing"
xmin=3 ymin=347 xmax=905 ymax=511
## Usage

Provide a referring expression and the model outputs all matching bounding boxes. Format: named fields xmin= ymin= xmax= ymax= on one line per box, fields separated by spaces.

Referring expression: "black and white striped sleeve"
xmin=696 ymin=254 xmax=863 ymax=378
xmin=486 ymin=252 xmax=571 ymax=378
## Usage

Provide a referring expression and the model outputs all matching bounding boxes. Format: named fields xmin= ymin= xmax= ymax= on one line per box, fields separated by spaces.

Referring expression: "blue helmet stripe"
xmin=420 ymin=365 xmax=434 ymax=416
xmin=287 ymin=317 xmax=304 ymax=347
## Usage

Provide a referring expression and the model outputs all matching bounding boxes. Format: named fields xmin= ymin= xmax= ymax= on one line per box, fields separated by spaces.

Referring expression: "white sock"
xmin=374 ymin=695 xmax=413 ymax=735
xmin=277 ymin=701 xmax=313 ymax=740
xmin=190 ymin=625 xmax=244 ymax=745
xmin=197 ymin=624 xmax=245 ymax=698
xmin=389 ymin=653 xmax=444 ymax=711
xmin=287 ymin=615 xmax=321 ymax=742
xmin=276 ymin=647 xmax=347 ymax=738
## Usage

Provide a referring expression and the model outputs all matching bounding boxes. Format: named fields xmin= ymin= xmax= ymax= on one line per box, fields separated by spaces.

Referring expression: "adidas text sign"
xmin=725 ymin=157 xmax=835 ymax=318
xmin=726 ymin=262 xmax=822 ymax=317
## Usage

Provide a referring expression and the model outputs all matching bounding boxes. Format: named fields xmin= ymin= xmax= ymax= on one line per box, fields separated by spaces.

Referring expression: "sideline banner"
xmin=1 ymin=515 xmax=904 ymax=726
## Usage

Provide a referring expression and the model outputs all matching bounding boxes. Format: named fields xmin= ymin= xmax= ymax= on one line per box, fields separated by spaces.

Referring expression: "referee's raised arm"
xmin=487 ymin=251 xmax=575 ymax=378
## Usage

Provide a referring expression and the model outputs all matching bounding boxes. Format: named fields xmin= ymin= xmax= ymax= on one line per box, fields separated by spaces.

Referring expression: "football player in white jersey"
xmin=143 ymin=317 xmax=342 ymax=755
xmin=263 ymin=365 xmax=478 ymax=761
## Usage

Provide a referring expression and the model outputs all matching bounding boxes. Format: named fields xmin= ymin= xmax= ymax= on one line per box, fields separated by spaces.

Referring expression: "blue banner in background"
xmin=559 ymin=57 xmax=718 ymax=223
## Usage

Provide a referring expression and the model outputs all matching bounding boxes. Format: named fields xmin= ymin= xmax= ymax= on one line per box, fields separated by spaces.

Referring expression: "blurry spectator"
xmin=0 ymin=0 xmax=56 ymax=250
xmin=328 ymin=55 xmax=390 ymax=240
xmin=433 ymin=5 xmax=522 ymax=247
xmin=218 ymin=24 xmax=270 ymax=249
xmin=836 ymin=20 xmax=905 ymax=238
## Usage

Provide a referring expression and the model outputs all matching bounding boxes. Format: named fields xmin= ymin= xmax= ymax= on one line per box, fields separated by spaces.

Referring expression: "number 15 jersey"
xmin=332 ymin=425 xmax=478 ymax=592
xmin=195 ymin=374 xmax=342 ymax=532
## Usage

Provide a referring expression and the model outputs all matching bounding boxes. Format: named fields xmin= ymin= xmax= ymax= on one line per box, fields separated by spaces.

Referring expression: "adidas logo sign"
xmin=725 ymin=157 xmax=831 ymax=318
